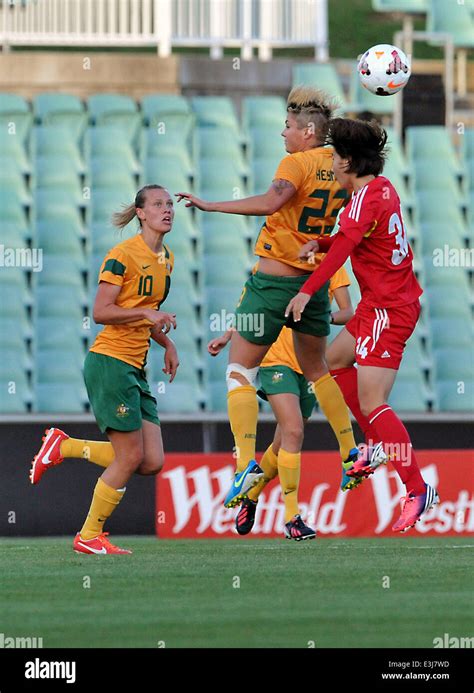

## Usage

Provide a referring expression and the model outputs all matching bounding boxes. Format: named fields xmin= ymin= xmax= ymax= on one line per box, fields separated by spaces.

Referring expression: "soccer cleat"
xmin=346 ymin=441 xmax=388 ymax=480
xmin=223 ymin=460 xmax=264 ymax=508
xmin=235 ymin=498 xmax=258 ymax=535
xmin=29 ymin=427 xmax=69 ymax=485
xmin=341 ymin=447 xmax=364 ymax=491
xmin=73 ymin=532 xmax=132 ymax=555
xmin=284 ymin=515 xmax=316 ymax=541
xmin=392 ymin=483 xmax=440 ymax=533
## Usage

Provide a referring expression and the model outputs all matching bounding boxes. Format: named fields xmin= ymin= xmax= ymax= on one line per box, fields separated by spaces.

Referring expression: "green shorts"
xmin=84 ymin=351 xmax=160 ymax=433
xmin=235 ymin=271 xmax=330 ymax=345
xmin=258 ymin=365 xmax=316 ymax=419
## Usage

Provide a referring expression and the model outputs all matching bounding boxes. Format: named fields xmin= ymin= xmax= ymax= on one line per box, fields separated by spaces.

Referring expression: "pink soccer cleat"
xmin=346 ymin=442 xmax=388 ymax=479
xmin=29 ymin=427 xmax=69 ymax=485
xmin=73 ymin=532 xmax=132 ymax=555
xmin=392 ymin=484 xmax=440 ymax=533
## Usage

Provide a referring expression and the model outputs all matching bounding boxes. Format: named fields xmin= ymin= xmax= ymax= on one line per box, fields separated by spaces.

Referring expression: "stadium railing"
xmin=0 ymin=0 xmax=329 ymax=61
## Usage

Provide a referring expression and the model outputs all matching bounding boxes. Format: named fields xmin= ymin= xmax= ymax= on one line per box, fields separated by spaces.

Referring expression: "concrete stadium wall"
xmin=1 ymin=418 xmax=471 ymax=537
xmin=0 ymin=52 xmax=179 ymax=99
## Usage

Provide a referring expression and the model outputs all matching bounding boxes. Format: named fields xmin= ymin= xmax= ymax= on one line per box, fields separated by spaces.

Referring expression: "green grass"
xmin=0 ymin=537 xmax=472 ymax=648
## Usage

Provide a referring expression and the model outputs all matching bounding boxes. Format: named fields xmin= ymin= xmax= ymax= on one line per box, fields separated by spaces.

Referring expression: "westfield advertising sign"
xmin=156 ymin=451 xmax=474 ymax=538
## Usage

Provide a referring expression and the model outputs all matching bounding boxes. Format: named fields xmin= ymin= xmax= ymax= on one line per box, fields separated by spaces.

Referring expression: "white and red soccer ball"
xmin=358 ymin=43 xmax=411 ymax=96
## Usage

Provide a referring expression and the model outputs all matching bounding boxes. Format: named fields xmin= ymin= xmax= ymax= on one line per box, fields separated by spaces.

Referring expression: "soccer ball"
xmin=358 ymin=44 xmax=411 ymax=96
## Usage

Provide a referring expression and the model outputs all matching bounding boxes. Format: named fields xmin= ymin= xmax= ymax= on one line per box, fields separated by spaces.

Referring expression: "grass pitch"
xmin=0 ymin=537 xmax=472 ymax=649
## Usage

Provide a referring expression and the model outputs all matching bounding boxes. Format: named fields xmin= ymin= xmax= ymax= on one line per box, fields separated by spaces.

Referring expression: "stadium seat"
xmin=422 ymin=260 xmax=471 ymax=293
xmin=35 ymin=349 xmax=84 ymax=384
xmin=405 ymin=126 xmax=462 ymax=174
xmin=203 ymin=256 xmax=250 ymax=286
xmin=0 ymin=131 xmax=31 ymax=173
xmin=35 ymin=156 xmax=84 ymax=189
xmin=248 ymin=123 xmax=286 ymax=160
xmin=36 ymin=221 xmax=85 ymax=257
xmin=435 ymin=379 xmax=474 ymax=412
xmin=414 ymin=191 xmax=466 ymax=229
xmin=412 ymin=161 xmax=465 ymax=203
xmin=87 ymin=127 xmax=140 ymax=174
xmin=429 ymin=317 xmax=473 ymax=348
xmin=424 ymin=286 xmax=472 ymax=319
xmin=88 ymin=93 xmax=139 ymax=142
xmin=0 ymin=93 xmax=32 ymax=144
xmin=427 ymin=0 xmax=474 ymax=49
xmin=251 ymin=156 xmax=284 ymax=194
xmin=141 ymin=94 xmax=191 ymax=121
xmin=89 ymin=160 xmax=137 ymax=194
xmin=144 ymin=157 xmax=192 ymax=191
xmin=191 ymin=96 xmax=240 ymax=133
xmin=90 ymin=188 xmax=136 ymax=223
xmin=0 ymin=381 xmax=31 ymax=413
xmin=33 ymin=126 xmax=84 ymax=173
xmin=418 ymin=221 xmax=466 ymax=254
xmin=35 ymin=317 xmax=88 ymax=351
xmin=292 ymin=63 xmax=347 ymax=112
xmin=241 ymin=96 xmax=287 ymax=130
xmin=372 ymin=0 xmax=427 ymax=11
xmin=34 ymin=383 xmax=87 ymax=413
xmin=198 ymin=128 xmax=248 ymax=175
xmin=0 ymin=347 xmax=31 ymax=381
xmin=34 ymin=92 xmax=87 ymax=142
xmin=0 ymin=167 xmax=30 ymax=205
xmin=37 ymin=254 xmax=86 ymax=286
xmin=154 ymin=383 xmax=203 ymax=413
xmin=388 ymin=379 xmax=429 ymax=412
xmin=207 ymin=382 xmax=229 ymax=412
xmin=142 ymin=129 xmax=194 ymax=176
xmin=36 ymin=285 xmax=86 ymax=320
xmin=205 ymin=286 xmax=243 ymax=318
xmin=433 ymin=347 xmax=474 ymax=381
xmin=201 ymin=220 xmax=250 ymax=257
xmin=147 ymin=349 xmax=201 ymax=388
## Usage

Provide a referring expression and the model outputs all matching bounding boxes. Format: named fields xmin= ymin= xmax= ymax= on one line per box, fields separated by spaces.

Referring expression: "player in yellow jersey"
xmin=208 ymin=266 xmax=355 ymax=539
xmin=177 ymin=86 xmax=360 ymax=512
xmin=29 ymin=185 xmax=179 ymax=555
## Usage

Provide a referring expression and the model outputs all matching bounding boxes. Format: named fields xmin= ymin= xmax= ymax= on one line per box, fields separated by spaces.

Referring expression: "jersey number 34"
xmin=388 ymin=212 xmax=409 ymax=266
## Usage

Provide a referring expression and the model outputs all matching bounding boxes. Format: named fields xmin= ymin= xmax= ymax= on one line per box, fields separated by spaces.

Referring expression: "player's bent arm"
xmin=176 ymin=179 xmax=296 ymax=216
xmin=331 ymin=285 xmax=354 ymax=325
xmin=93 ymin=281 xmax=176 ymax=330
xmin=300 ymin=234 xmax=357 ymax=297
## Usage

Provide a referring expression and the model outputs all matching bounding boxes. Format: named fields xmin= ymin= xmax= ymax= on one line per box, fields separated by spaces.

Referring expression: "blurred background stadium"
xmin=0 ymin=0 xmax=472 ymax=536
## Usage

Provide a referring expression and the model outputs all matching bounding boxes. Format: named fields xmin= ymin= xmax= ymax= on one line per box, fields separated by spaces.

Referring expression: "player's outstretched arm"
xmin=175 ymin=179 xmax=296 ymax=217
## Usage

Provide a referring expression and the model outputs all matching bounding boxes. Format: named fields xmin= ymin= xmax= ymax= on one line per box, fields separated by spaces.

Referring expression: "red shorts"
xmin=345 ymin=300 xmax=421 ymax=369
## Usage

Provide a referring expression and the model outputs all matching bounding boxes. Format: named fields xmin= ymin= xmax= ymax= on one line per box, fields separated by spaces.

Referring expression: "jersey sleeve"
xmin=98 ymin=247 xmax=128 ymax=287
xmin=273 ymin=154 xmax=305 ymax=189
xmin=329 ymin=266 xmax=350 ymax=292
xmin=339 ymin=187 xmax=379 ymax=245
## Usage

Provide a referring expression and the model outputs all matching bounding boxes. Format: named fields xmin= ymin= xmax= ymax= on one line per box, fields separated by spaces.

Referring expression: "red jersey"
xmin=338 ymin=176 xmax=422 ymax=308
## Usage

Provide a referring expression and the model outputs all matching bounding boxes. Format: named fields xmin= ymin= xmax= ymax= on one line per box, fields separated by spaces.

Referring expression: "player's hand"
xmin=207 ymin=334 xmax=231 ymax=356
xmin=143 ymin=309 xmax=177 ymax=333
xmin=175 ymin=192 xmax=212 ymax=211
xmin=298 ymin=239 xmax=320 ymax=261
xmin=163 ymin=343 xmax=179 ymax=383
xmin=285 ymin=292 xmax=311 ymax=323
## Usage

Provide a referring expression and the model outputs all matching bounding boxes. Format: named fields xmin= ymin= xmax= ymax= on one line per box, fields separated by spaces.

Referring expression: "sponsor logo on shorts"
xmin=272 ymin=371 xmax=284 ymax=383
xmin=381 ymin=350 xmax=391 ymax=359
xmin=116 ymin=403 xmax=130 ymax=418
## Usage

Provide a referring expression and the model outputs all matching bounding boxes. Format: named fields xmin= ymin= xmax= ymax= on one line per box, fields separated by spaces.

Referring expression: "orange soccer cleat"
xmin=73 ymin=532 xmax=132 ymax=555
xmin=29 ymin=427 xmax=69 ymax=485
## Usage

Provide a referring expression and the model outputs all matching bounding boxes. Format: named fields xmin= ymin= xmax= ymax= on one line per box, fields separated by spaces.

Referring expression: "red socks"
xmin=330 ymin=367 xmax=379 ymax=444
xmin=368 ymin=404 xmax=426 ymax=495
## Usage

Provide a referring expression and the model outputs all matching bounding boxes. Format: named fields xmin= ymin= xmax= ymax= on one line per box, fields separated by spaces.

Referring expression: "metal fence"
xmin=0 ymin=0 xmax=329 ymax=60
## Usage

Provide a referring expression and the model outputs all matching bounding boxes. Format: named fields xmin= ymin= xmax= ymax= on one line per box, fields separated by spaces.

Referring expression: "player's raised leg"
xmin=293 ymin=330 xmax=361 ymax=490
xmin=73 ymin=428 xmax=144 ymax=555
xmin=223 ymin=331 xmax=270 ymax=508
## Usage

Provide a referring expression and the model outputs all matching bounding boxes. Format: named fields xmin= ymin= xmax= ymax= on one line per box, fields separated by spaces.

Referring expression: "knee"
xmin=359 ymin=393 xmax=376 ymax=418
xmin=281 ymin=423 xmax=304 ymax=451
xmin=121 ymin=446 xmax=144 ymax=473
xmin=136 ymin=453 xmax=165 ymax=476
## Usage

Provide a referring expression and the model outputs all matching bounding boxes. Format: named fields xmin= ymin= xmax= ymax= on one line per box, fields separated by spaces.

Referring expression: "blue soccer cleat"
xmin=341 ymin=447 xmax=364 ymax=492
xmin=224 ymin=460 xmax=264 ymax=508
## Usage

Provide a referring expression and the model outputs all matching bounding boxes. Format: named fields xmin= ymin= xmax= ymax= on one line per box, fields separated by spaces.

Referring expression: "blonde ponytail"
xmin=111 ymin=184 xmax=166 ymax=230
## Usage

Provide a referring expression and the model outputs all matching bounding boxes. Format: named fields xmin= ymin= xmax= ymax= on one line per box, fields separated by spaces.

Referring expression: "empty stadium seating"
xmin=0 ymin=90 xmax=472 ymax=416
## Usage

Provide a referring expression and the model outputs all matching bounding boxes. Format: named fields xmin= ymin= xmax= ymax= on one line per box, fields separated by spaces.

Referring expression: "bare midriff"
xmin=257 ymin=256 xmax=311 ymax=277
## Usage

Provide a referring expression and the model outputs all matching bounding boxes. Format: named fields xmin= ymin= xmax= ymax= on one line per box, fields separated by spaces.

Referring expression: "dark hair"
xmin=327 ymin=118 xmax=388 ymax=177
xmin=112 ymin=184 xmax=166 ymax=229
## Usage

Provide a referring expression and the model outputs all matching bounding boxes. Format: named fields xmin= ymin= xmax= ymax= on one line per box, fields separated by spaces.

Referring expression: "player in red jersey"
xmin=285 ymin=118 xmax=439 ymax=533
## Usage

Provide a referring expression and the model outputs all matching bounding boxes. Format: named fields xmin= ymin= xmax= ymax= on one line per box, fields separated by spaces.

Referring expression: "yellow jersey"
xmin=260 ymin=266 xmax=351 ymax=374
xmin=90 ymin=233 xmax=174 ymax=369
xmin=254 ymin=147 xmax=348 ymax=271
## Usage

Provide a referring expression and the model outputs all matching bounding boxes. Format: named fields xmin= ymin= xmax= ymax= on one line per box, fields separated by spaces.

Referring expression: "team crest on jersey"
xmin=272 ymin=371 xmax=284 ymax=383
xmin=116 ymin=403 xmax=130 ymax=418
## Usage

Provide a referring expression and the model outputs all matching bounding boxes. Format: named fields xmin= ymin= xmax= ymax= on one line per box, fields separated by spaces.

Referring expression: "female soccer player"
xmin=208 ymin=266 xmax=355 ymax=540
xmin=177 ymin=87 xmax=360 ymax=510
xmin=30 ymin=185 xmax=179 ymax=554
xmin=285 ymin=118 xmax=439 ymax=533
